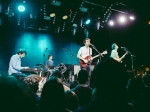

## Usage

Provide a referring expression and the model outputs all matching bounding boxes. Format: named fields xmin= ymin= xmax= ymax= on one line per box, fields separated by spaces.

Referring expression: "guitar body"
xmin=79 ymin=50 xmax=108 ymax=68
xmin=80 ymin=56 xmax=92 ymax=68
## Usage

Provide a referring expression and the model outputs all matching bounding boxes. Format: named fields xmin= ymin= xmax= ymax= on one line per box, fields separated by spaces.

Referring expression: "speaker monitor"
xmin=74 ymin=65 xmax=94 ymax=75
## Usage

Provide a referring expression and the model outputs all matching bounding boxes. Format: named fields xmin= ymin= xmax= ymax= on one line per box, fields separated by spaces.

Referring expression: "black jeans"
xmin=81 ymin=64 xmax=92 ymax=85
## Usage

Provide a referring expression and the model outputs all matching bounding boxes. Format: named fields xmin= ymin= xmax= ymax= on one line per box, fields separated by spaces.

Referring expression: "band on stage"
xmin=8 ymin=39 xmax=128 ymax=85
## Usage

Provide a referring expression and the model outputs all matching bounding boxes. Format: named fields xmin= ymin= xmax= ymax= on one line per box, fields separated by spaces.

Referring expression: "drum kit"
xmin=38 ymin=63 xmax=71 ymax=91
xmin=42 ymin=63 xmax=68 ymax=80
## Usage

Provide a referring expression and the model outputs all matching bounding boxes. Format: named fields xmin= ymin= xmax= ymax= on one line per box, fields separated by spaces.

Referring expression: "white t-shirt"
xmin=110 ymin=49 xmax=119 ymax=59
xmin=78 ymin=46 xmax=92 ymax=58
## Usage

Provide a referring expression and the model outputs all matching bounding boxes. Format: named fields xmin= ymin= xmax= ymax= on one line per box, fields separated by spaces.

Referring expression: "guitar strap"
xmin=89 ymin=47 xmax=91 ymax=62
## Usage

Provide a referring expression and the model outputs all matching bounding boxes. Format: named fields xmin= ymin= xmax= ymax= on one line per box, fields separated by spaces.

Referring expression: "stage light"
xmin=85 ymin=19 xmax=90 ymax=24
xmin=109 ymin=20 xmax=114 ymax=26
xmin=129 ymin=16 xmax=135 ymax=20
xmin=62 ymin=15 xmax=68 ymax=20
xmin=148 ymin=21 xmax=150 ymax=25
xmin=96 ymin=20 xmax=100 ymax=30
xmin=50 ymin=13 xmax=55 ymax=17
xmin=118 ymin=16 xmax=126 ymax=23
xmin=18 ymin=5 xmax=25 ymax=12
xmin=72 ymin=24 xmax=77 ymax=35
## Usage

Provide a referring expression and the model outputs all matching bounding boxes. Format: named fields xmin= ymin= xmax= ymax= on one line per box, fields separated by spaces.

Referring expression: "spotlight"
xmin=109 ymin=20 xmax=114 ymax=26
xmin=62 ymin=15 xmax=68 ymax=20
xmin=50 ymin=13 xmax=55 ymax=17
xmin=129 ymin=16 xmax=135 ymax=20
xmin=18 ymin=5 xmax=25 ymax=12
xmin=118 ymin=16 xmax=126 ymax=23
xmin=85 ymin=19 xmax=90 ymax=24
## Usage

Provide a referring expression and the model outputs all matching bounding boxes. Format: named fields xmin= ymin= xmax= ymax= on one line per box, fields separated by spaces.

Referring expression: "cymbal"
xmin=36 ymin=63 xmax=43 ymax=66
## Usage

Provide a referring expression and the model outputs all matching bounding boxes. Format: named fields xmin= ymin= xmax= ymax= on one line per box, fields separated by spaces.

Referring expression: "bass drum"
xmin=56 ymin=63 xmax=67 ymax=74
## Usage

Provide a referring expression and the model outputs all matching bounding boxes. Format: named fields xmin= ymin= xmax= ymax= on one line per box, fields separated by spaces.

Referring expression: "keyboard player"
xmin=8 ymin=48 xmax=29 ymax=78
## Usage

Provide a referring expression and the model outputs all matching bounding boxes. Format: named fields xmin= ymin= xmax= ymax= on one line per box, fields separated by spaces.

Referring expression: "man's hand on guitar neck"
xmin=117 ymin=58 xmax=122 ymax=63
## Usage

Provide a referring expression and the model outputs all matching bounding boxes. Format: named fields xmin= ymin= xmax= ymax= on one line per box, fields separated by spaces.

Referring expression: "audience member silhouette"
xmin=65 ymin=90 xmax=79 ymax=111
xmin=0 ymin=76 xmax=36 ymax=112
xmin=71 ymin=70 xmax=92 ymax=107
xmin=39 ymin=76 xmax=71 ymax=112
xmin=74 ymin=58 xmax=133 ymax=112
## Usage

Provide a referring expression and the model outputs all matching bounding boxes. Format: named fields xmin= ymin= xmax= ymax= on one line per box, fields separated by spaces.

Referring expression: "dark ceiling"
xmin=0 ymin=0 xmax=150 ymax=30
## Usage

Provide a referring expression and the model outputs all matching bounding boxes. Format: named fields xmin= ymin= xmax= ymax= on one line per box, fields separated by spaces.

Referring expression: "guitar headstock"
xmin=102 ymin=50 xmax=108 ymax=55
xmin=125 ymin=51 xmax=128 ymax=54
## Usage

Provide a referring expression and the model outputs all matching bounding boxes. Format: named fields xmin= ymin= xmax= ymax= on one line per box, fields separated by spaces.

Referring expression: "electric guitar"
xmin=80 ymin=50 xmax=107 ymax=68
xmin=117 ymin=51 xmax=128 ymax=63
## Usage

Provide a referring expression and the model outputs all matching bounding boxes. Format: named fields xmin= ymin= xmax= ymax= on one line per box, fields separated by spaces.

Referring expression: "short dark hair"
xmin=48 ymin=55 xmax=52 ymax=59
xmin=17 ymin=48 xmax=27 ymax=54
xmin=77 ymin=70 xmax=88 ymax=84
xmin=83 ymin=38 xmax=90 ymax=44
xmin=111 ymin=43 xmax=117 ymax=50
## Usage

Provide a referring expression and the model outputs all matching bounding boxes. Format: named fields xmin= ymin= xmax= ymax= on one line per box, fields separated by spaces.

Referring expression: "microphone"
xmin=90 ymin=43 xmax=94 ymax=46
xmin=121 ymin=47 xmax=128 ymax=51
xmin=121 ymin=47 xmax=126 ymax=49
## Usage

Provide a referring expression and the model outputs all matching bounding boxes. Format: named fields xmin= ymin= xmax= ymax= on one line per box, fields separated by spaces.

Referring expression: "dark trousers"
xmin=81 ymin=64 xmax=92 ymax=85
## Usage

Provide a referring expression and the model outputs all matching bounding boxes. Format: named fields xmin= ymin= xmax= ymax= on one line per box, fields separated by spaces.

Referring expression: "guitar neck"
xmin=92 ymin=54 xmax=100 ymax=60
xmin=120 ymin=53 xmax=127 ymax=60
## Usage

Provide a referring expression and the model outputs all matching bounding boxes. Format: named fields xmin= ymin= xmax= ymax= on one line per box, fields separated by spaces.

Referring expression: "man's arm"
xmin=11 ymin=56 xmax=23 ymax=71
xmin=11 ymin=56 xmax=28 ymax=70
xmin=77 ymin=48 xmax=88 ymax=63
xmin=45 ymin=61 xmax=49 ymax=69
xmin=77 ymin=52 xmax=88 ymax=63
xmin=111 ymin=50 xmax=121 ymax=62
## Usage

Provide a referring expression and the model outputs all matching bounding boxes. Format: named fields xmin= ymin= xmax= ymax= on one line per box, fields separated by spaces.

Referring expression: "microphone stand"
xmin=123 ymin=47 xmax=135 ymax=71
xmin=63 ymin=48 xmax=74 ymax=83
xmin=63 ymin=48 xmax=74 ymax=57
xmin=90 ymin=45 xmax=102 ymax=62
xmin=43 ymin=48 xmax=48 ymax=69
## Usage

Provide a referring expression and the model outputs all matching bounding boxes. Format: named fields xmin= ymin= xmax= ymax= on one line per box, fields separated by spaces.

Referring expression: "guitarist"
xmin=77 ymin=38 xmax=93 ymax=79
xmin=110 ymin=43 xmax=128 ymax=63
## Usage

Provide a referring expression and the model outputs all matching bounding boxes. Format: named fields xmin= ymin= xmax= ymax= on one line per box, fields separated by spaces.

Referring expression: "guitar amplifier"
xmin=65 ymin=64 xmax=95 ymax=75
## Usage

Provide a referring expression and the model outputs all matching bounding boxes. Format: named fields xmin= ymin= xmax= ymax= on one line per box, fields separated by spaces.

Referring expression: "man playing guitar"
xmin=77 ymin=38 xmax=107 ymax=80
xmin=77 ymin=38 xmax=93 ymax=81
xmin=110 ymin=43 xmax=128 ymax=63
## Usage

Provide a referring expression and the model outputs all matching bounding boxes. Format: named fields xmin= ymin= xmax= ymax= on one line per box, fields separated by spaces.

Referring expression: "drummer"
xmin=45 ymin=54 xmax=54 ymax=70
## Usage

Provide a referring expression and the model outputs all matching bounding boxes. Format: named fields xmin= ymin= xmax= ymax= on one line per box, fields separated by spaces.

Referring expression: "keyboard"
xmin=21 ymin=68 xmax=42 ymax=74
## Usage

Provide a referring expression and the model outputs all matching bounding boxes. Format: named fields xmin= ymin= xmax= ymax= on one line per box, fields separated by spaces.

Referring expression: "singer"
xmin=110 ymin=43 xmax=128 ymax=63
xmin=77 ymin=38 xmax=93 ymax=84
